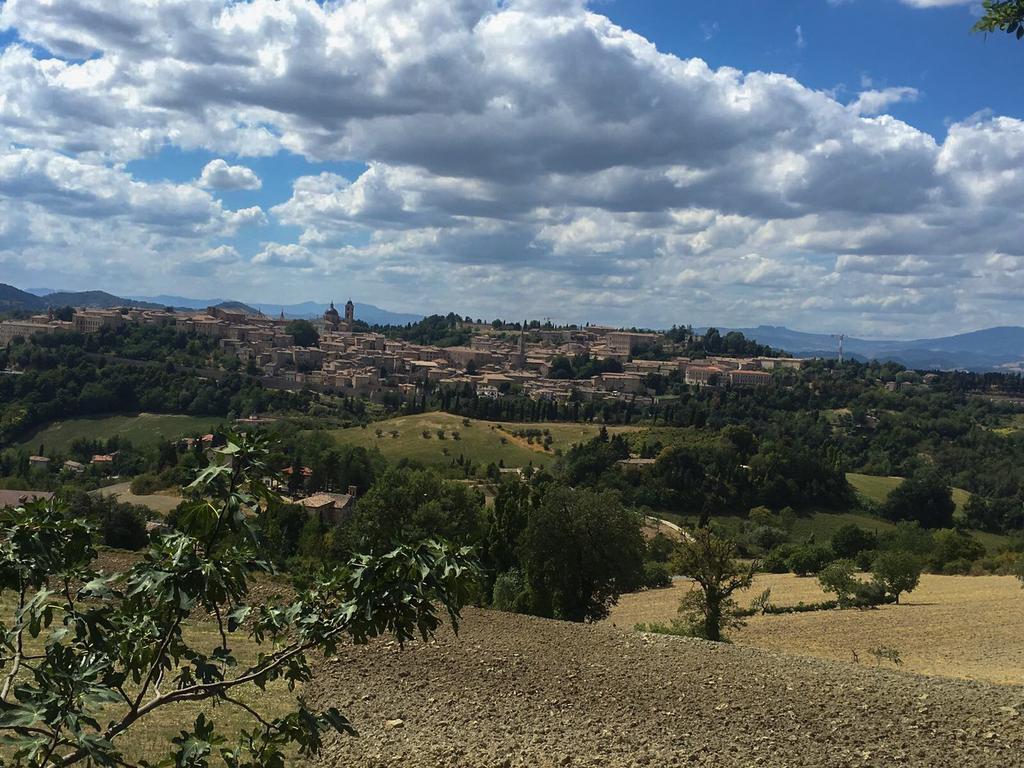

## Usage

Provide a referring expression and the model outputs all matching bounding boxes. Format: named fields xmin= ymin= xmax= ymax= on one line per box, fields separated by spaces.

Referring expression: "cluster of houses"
xmin=3 ymin=302 xmax=807 ymax=406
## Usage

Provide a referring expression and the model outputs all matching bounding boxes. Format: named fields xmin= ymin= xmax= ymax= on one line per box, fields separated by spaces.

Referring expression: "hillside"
xmin=309 ymin=608 xmax=1023 ymax=767
xmin=131 ymin=295 xmax=423 ymax=324
xmin=328 ymin=413 xmax=638 ymax=468
xmin=0 ymin=283 xmax=46 ymax=311
xmin=723 ymin=324 xmax=1024 ymax=371
xmin=13 ymin=413 xmax=223 ymax=453
xmin=43 ymin=290 xmax=162 ymax=310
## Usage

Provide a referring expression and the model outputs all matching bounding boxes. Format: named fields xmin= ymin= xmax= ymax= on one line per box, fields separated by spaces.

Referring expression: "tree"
xmin=872 ymin=550 xmax=922 ymax=605
xmin=929 ymin=529 xmax=985 ymax=573
xmin=882 ymin=472 xmax=955 ymax=529
xmin=817 ymin=559 xmax=860 ymax=607
xmin=830 ymin=523 xmax=878 ymax=560
xmin=339 ymin=467 xmax=486 ymax=555
xmin=785 ymin=544 xmax=834 ymax=577
xmin=973 ymin=1 xmax=1024 ymax=39
xmin=0 ymin=433 xmax=478 ymax=767
xmin=488 ymin=479 xmax=532 ymax=573
xmin=284 ymin=319 xmax=319 ymax=347
xmin=672 ymin=528 xmax=756 ymax=641
xmin=520 ymin=486 xmax=645 ymax=622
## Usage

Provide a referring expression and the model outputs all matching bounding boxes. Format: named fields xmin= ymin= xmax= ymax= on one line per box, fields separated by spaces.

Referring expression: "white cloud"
xmin=197 ymin=159 xmax=262 ymax=190
xmin=0 ymin=0 xmax=1021 ymax=333
xmin=898 ymin=0 xmax=972 ymax=7
xmin=848 ymin=86 xmax=920 ymax=116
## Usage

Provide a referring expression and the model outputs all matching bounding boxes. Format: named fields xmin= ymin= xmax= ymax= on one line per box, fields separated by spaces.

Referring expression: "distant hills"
xmin=0 ymin=284 xmax=45 ymax=311
xmin=8 ymin=282 xmax=1023 ymax=370
xmin=131 ymin=295 xmax=423 ymax=326
xmin=3 ymin=285 xmax=422 ymax=327
xmin=717 ymin=325 xmax=1024 ymax=372
xmin=6 ymin=285 xmax=161 ymax=311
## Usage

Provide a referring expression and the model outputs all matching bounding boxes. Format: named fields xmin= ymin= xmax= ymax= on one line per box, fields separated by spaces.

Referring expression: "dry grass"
xmin=608 ymin=573 xmax=1024 ymax=685
xmin=93 ymin=480 xmax=182 ymax=516
xmin=0 ymin=570 xmax=302 ymax=765
xmin=111 ymin=621 xmax=301 ymax=764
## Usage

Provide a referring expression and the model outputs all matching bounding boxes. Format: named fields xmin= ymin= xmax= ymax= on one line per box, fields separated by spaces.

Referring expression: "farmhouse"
xmin=299 ymin=487 xmax=357 ymax=525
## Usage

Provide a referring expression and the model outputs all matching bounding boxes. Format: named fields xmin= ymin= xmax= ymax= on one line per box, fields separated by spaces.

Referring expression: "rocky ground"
xmin=310 ymin=608 xmax=1024 ymax=768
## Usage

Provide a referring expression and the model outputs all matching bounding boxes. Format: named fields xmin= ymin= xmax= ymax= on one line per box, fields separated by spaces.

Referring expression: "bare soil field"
xmin=608 ymin=574 xmax=1024 ymax=685
xmin=310 ymin=608 xmax=1024 ymax=768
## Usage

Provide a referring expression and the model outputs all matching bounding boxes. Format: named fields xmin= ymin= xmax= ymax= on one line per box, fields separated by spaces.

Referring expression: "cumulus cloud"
xmin=849 ymin=86 xmax=920 ymax=116
xmin=0 ymin=0 xmax=1021 ymax=333
xmin=197 ymin=159 xmax=262 ymax=190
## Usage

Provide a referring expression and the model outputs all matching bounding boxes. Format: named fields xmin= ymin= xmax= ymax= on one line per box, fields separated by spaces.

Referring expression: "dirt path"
xmin=310 ymin=608 xmax=1024 ymax=768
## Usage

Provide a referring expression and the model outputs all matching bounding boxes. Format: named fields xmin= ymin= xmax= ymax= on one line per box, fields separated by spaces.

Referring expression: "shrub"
xmin=748 ymin=506 xmax=774 ymax=527
xmin=642 ymin=560 xmax=672 ymax=589
xmin=762 ymin=544 xmax=796 ymax=573
xmin=100 ymin=504 xmax=149 ymax=550
xmin=855 ymin=548 xmax=878 ymax=571
xmin=745 ymin=524 xmax=788 ymax=553
xmin=635 ymin=618 xmax=693 ymax=637
xmin=786 ymin=544 xmax=834 ymax=576
xmin=817 ymin=559 xmax=858 ymax=605
xmin=492 ymin=568 xmax=529 ymax=612
xmin=646 ymin=531 xmax=675 ymax=563
xmin=941 ymin=558 xmax=974 ymax=576
xmin=129 ymin=473 xmax=163 ymax=495
xmin=929 ymin=529 xmax=986 ymax=573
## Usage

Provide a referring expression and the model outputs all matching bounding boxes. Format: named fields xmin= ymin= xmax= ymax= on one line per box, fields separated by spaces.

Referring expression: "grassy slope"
xmin=14 ymin=413 xmax=223 ymax=453
xmin=846 ymin=472 xmax=972 ymax=514
xmin=329 ymin=412 xmax=638 ymax=468
xmin=846 ymin=472 xmax=1007 ymax=551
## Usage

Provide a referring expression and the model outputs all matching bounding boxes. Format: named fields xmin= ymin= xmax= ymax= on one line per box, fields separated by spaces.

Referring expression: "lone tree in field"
xmin=0 ymin=433 xmax=478 ymax=767
xmin=872 ymin=550 xmax=923 ymax=605
xmin=673 ymin=528 xmax=756 ymax=641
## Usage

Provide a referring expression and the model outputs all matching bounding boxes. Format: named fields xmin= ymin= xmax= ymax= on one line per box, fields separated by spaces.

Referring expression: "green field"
xmin=665 ymin=510 xmax=897 ymax=541
xmin=14 ymin=413 xmax=223 ymax=453
xmin=846 ymin=472 xmax=971 ymax=513
xmin=329 ymin=413 xmax=638 ymax=468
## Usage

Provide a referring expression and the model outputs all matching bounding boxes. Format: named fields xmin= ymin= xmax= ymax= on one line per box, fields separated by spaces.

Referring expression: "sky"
xmin=0 ymin=0 xmax=1022 ymax=336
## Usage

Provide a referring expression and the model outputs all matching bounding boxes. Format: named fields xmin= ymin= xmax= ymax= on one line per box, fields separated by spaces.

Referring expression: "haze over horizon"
xmin=2 ymin=0 xmax=1023 ymax=336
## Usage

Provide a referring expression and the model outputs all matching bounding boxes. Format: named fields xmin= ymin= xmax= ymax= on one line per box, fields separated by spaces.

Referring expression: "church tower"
xmin=344 ymin=298 xmax=355 ymax=324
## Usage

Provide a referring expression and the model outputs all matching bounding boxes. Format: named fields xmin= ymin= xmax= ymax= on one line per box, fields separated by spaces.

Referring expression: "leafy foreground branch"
xmin=0 ymin=432 xmax=479 ymax=768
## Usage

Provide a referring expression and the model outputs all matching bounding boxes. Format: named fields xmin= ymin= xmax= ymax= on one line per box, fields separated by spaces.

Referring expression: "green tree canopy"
xmin=284 ymin=319 xmax=319 ymax=347
xmin=520 ymin=486 xmax=645 ymax=622
xmin=882 ymin=472 xmax=955 ymax=529
xmin=974 ymin=1 xmax=1024 ymax=39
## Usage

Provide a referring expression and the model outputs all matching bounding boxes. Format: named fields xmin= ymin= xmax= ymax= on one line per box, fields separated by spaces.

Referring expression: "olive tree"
xmin=0 ymin=433 xmax=478 ymax=767
xmin=672 ymin=528 xmax=755 ymax=642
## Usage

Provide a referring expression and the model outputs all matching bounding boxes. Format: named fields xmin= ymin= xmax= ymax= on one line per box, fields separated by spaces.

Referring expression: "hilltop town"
xmin=1 ymin=301 xmax=805 ymax=406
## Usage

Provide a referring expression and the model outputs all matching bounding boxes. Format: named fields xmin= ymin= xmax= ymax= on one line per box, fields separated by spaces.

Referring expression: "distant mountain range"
xmin=129 ymin=295 xmax=423 ymax=326
xmin=714 ymin=325 xmax=1024 ymax=372
xmin=4 ymin=285 xmax=422 ymax=326
xmin=7 ymin=283 xmax=1023 ymax=370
